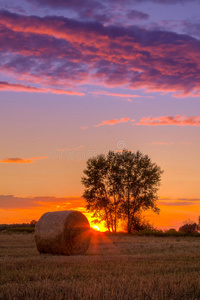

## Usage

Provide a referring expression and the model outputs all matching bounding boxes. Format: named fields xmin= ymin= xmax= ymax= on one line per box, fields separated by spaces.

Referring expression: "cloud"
xmin=149 ymin=141 xmax=192 ymax=146
xmin=26 ymin=1 xmax=150 ymax=25
xmin=91 ymin=91 xmax=141 ymax=100
xmin=25 ymin=0 xmax=199 ymax=11
xmin=137 ymin=115 xmax=200 ymax=126
xmin=95 ymin=117 xmax=130 ymax=127
xmin=0 ymin=10 xmax=200 ymax=96
xmin=0 ymin=195 xmax=84 ymax=209
xmin=28 ymin=0 xmax=104 ymax=11
xmin=80 ymin=126 xmax=88 ymax=130
xmin=0 ymin=156 xmax=47 ymax=164
xmin=0 ymin=158 xmax=33 ymax=164
xmin=159 ymin=201 xmax=196 ymax=206
xmin=0 ymin=81 xmax=84 ymax=96
xmin=144 ymin=0 xmax=198 ymax=3
xmin=57 ymin=145 xmax=84 ymax=151
xmin=150 ymin=142 xmax=174 ymax=146
xmin=158 ymin=197 xmax=200 ymax=207
xmin=127 ymin=9 xmax=149 ymax=21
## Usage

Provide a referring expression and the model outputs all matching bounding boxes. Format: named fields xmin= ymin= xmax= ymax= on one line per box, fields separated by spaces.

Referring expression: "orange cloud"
xmin=95 ymin=117 xmax=130 ymax=127
xmin=0 ymin=81 xmax=84 ymax=96
xmin=0 ymin=156 xmax=47 ymax=164
xmin=137 ymin=115 xmax=200 ymax=126
xmin=0 ymin=158 xmax=33 ymax=164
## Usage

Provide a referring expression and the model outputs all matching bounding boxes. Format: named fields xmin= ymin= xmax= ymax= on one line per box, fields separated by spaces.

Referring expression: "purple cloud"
xmin=0 ymin=10 xmax=200 ymax=96
xmin=127 ymin=10 xmax=149 ymax=21
xmin=26 ymin=0 xmax=199 ymax=9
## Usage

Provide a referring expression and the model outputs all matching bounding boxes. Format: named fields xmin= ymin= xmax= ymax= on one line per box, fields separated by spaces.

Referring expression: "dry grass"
xmin=1 ymin=232 xmax=200 ymax=300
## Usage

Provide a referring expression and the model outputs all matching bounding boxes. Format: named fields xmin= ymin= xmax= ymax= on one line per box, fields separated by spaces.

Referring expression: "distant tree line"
xmin=0 ymin=220 xmax=37 ymax=231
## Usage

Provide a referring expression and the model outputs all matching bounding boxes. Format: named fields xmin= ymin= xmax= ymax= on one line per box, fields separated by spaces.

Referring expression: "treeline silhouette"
xmin=0 ymin=220 xmax=37 ymax=232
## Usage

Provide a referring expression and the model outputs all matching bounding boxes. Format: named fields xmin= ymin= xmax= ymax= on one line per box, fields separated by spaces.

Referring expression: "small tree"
xmin=30 ymin=220 xmax=37 ymax=227
xmin=82 ymin=150 xmax=163 ymax=233
xmin=179 ymin=223 xmax=198 ymax=234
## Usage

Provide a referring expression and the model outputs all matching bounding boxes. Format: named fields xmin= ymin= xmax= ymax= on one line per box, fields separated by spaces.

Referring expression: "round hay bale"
xmin=35 ymin=210 xmax=91 ymax=255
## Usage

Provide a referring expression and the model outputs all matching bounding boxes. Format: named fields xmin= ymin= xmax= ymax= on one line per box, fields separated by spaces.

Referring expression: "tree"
xmin=30 ymin=220 xmax=37 ymax=227
xmin=179 ymin=216 xmax=200 ymax=233
xmin=81 ymin=150 xmax=163 ymax=233
xmin=179 ymin=223 xmax=198 ymax=234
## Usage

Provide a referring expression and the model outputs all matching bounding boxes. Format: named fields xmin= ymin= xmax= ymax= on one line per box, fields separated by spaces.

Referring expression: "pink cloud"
xmin=95 ymin=117 xmax=130 ymax=127
xmin=91 ymin=91 xmax=141 ymax=101
xmin=137 ymin=115 xmax=200 ymax=126
xmin=149 ymin=141 xmax=191 ymax=146
xmin=80 ymin=126 xmax=88 ymax=130
xmin=0 ymin=81 xmax=84 ymax=96
xmin=150 ymin=142 xmax=174 ymax=146
xmin=57 ymin=145 xmax=85 ymax=151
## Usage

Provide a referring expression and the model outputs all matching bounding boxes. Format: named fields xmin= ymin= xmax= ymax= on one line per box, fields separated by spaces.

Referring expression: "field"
xmin=1 ymin=232 xmax=200 ymax=300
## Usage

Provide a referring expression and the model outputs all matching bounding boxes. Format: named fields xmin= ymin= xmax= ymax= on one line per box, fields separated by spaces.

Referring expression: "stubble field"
xmin=1 ymin=232 xmax=200 ymax=300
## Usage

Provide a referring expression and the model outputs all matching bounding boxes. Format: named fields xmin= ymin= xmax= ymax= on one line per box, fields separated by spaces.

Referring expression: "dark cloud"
xmin=177 ymin=198 xmax=200 ymax=202
xmin=127 ymin=10 xmax=149 ymax=21
xmin=0 ymin=195 xmax=84 ymax=209
xmin=134 ymin=0 xmax=198 ymax=3
xmin=30 ymin=0 xmax=104 ymax=10
xmin=159 ymin=201 xmax=197 ymax=206
xmin=27 ymin=0 xmax=199 ymax=9
xmin=0 ymin=10 xmax=200 ymax=96
xmin=2 ymin=195 xmax=198 ymax=210
xmin=158 ymin=198 xmax=200 ymax=206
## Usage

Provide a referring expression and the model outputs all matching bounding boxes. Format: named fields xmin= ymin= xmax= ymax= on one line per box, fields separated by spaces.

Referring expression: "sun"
xmin=92 ymin=225 xmax=100 ymax=231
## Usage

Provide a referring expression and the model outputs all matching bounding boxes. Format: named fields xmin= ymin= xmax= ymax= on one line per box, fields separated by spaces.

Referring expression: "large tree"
xmin=81 ymin=150 xmax=163 ymax=233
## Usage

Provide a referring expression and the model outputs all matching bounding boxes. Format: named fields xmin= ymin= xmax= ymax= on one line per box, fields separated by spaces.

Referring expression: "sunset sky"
xmin=0 ymin=0 xmax=200 ymax=230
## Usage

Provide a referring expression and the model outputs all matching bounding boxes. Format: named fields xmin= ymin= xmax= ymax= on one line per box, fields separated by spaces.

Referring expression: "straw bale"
xmin=35 ymin=210 xmax=91 ymax=255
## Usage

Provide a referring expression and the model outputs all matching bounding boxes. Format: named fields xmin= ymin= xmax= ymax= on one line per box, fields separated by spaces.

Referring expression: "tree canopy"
xmin=81 ymin=150 xmax=163 ymax=233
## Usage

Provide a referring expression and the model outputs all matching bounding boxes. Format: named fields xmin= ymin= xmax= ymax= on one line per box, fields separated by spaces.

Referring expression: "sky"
xmin=0 ymin=0 xmax=200 ymax=230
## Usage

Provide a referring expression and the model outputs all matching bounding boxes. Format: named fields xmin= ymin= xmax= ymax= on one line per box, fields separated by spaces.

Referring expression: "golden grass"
xmin=1 ymin=232 xmax=200 ymax=299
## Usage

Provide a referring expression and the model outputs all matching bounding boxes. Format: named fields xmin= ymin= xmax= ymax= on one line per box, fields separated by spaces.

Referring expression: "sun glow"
xmin=92 ymin=225 xmax=100 ymax=231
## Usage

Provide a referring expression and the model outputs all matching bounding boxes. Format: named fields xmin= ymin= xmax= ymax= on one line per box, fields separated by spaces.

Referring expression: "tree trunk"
xmin=109 ymin=210 xmax=114 ymax=232
xmin=105 ymin=208 xmax=110 ymax=232
xmin=114 ymin=194 xmax=117 ymax=233
xmin=127 ymin=188 xmax=130 ymax=234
